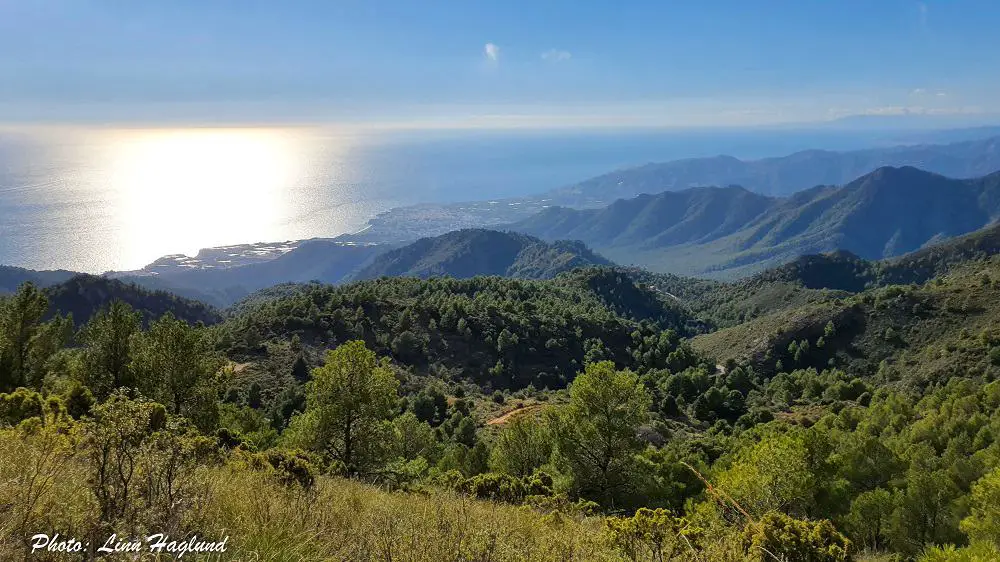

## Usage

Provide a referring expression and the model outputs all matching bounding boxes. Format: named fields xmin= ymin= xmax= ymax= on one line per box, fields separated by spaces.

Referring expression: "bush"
xmin=920 ymin=542 xmax=1000 ymax=562
xmin=605 ymin=507 xmax=703 ymax=561
xmin=989 ymin=346 xmax=1000 ymax=367
xmin=458 ymin=470 xmax=554 ymax=504
xmin=460 ymin=472 xmax=528 ymax=503
xmin=83 ymin=393 xmax=203 ymax=531
xmin=63 ymin=383 xmax=95 ymax=420
xmin=741 ymin=512 xmax=851 ymax=562
xmin=0 ymin=388 xmax=44 ymax=426
xmin=243 ymin=448 xmax=318 ymax=490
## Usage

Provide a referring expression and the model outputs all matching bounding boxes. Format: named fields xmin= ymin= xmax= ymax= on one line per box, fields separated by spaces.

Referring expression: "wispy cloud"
xmin=911 ymin=88 xmax=949 ymax=98
xmin=918 ymin=2 xmax=928 ymax=26
xmin=851 ymin=105 xmax=982 ymax=117
xmin=541 ymin=49 xmax=572 ymax=63
xmin=484 ymin=43 xmax=500 ymax=62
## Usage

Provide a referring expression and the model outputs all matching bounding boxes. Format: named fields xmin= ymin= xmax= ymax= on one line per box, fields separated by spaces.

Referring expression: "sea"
xmin=0 ymin=124 xmax=991 ymax=273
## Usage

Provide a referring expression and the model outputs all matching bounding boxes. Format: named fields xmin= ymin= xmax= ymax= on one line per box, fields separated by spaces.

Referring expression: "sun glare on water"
xmin=105 ymin=128 xmax=305 ymax=267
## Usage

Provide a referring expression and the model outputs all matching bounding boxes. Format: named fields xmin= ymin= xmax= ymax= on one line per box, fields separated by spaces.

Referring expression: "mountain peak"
xmin=844 ymin=166 xmax=951 ymax=196
xmin=860 ymin=165 xmax=942 ymax=181
xmin=352 ymin=229 xmax=611 ymax=281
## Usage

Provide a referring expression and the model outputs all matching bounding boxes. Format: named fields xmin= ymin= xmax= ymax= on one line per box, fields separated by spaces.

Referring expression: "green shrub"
xmin=0 ymin=388 xmax=66 ymax=426
xmin=741 ymin=512 xmax=851 ymax=562
xmin=605 ymin=507 xmax=704 ymax=561
xmin=242 ymin=448 xmax=318 ymax=489
xmin=460 ymin=472 xmax=528 ymax=503
xmin=919 ymin=542 xmax=1000 ymax=562
xmin=0 ymin=388 xmax=44 ymax=426
xmin=961 ymin=467 xmax=1000 ymax=545
xmin=458 ymin=470 xmax=554 ymax=503
xmin=63 ymin=382 xmax=95 ymax=420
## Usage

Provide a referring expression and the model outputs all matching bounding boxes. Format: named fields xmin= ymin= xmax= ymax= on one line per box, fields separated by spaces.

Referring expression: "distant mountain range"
xmin=8 ymin=133 xmax=1000 ymax=301
xmin=512 ymin=166 xmax=1000 ymax=278
xmin=352 ymin=229 xmax=611 ymax=281
xmin=8 ymin=198 xmax=1000 ymax=338
xmin=546 ymin=135 xmax=1000 ymax=203
xmin=331 ymin=134 xmax=1000 ymax=247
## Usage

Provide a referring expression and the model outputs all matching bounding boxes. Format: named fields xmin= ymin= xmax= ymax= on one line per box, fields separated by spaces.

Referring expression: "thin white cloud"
xmin=541 ymin=49 xmax=572 ymax=63
xmin=853 ymin=105 xmax=982 ymax=117
xmin=918 ymin=2 xmax=928 ymax=26
xmin=911 ymin=88 xmax=949 ymax=98
xmin=861 ymin=106 xmax=914 ymax=116
xmin=484 ymin=43 xmax=500 ymax=62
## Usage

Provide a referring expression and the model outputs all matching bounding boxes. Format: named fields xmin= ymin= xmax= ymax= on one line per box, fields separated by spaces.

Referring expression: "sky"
xmin=2 ymin=0 xmax=1000 ymax=128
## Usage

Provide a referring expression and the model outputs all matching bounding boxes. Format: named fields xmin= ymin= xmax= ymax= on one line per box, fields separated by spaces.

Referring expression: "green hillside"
xmin=692 ymin=254 xmax=1000 ymax=383
xmin=353 ymin=229 xmax=611 ymax=281
xmin=46 ymin=274 xmax=222 ymax=326
xmin=221 ymin=271 xmax=702 ymax=391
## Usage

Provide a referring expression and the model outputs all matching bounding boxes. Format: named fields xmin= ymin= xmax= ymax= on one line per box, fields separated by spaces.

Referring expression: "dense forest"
xmin=2 ymin=242 xmax=1000 ymax=560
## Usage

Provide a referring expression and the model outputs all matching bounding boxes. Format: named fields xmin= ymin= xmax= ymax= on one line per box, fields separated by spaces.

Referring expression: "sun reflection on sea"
xmin=103 ymin=128 xmax=308 ymax=268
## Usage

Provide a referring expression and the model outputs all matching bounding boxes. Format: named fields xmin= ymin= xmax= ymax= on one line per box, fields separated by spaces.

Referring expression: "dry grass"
xmin=0 ymin=422 xmax=625 ymax=561
xmin=0 ymin=423 xmax=770 ymax=561
xmin=191 ymin=468 xmax=625 ymax=561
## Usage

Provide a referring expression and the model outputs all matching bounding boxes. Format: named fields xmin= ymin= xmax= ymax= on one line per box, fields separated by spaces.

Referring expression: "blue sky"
xmin=2 ymin=0 xmax=999 ymax=127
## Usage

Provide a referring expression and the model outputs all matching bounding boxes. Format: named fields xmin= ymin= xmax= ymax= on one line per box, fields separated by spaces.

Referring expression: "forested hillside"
xmin=352 ymin=229 xmax=611 ymax=281
xmin=624 ymin=220 xmax=1000 ymax=330
xmin=2 ymin=228 xmax=1000 ymax=560
xmin=221 ymin=270 xmax=701 ymax=391
xmin=45 ymin=274 xmax=222 ymax=326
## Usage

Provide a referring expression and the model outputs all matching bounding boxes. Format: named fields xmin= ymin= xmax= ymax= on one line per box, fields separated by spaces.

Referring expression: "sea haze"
xmin=0 ymin=124 xmax=989 ymax=273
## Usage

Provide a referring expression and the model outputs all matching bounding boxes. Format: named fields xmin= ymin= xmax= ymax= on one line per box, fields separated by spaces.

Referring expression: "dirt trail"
xmin=486 ymin=403 xmax=546 ymax=426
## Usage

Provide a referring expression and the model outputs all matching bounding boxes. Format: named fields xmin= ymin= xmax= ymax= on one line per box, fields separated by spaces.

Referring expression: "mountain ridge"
xmin=547 ymin=135 xmax=1000 ymax=203
xmin=513 ymin=166 xmax=1000 ymax=278
xmin=352 ymin=229 xmax=612 ymax=281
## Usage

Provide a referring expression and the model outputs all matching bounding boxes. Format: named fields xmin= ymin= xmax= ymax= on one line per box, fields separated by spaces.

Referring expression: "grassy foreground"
xmin=194 ymin=469 xmax=622 ymax=561
xmin=0 ymin=422 xmax=617 ymax=561
xmin=0 ymin=420 xmax=753 ymax=561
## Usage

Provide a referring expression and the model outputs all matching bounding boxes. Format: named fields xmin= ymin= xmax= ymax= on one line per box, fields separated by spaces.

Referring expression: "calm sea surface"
xmin=0 ymin=125 xmax=952 ymax=273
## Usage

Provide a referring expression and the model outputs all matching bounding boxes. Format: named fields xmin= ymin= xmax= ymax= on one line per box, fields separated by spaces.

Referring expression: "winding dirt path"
xmin=486 ymin=403 xmax=546 ymax=426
